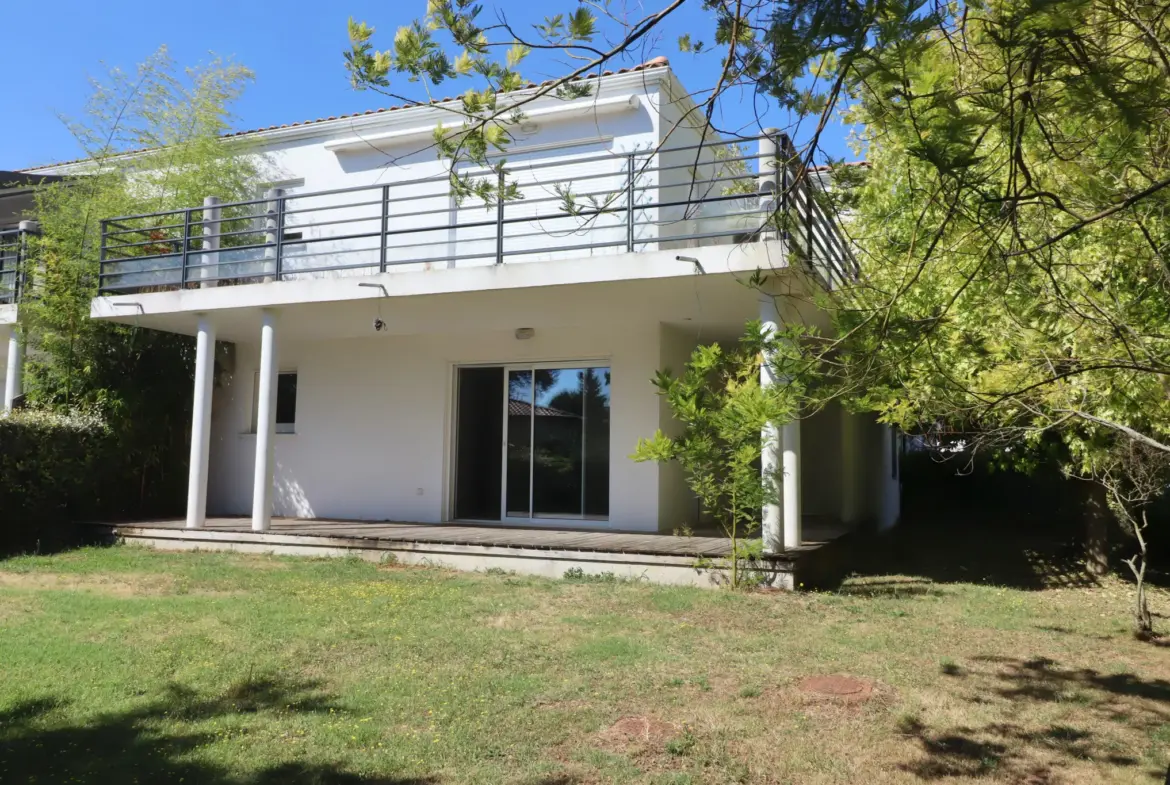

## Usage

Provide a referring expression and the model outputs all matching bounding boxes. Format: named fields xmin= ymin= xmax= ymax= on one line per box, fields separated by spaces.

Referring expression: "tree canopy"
xmin=347 ymin=0 xmax=1170 ymax=629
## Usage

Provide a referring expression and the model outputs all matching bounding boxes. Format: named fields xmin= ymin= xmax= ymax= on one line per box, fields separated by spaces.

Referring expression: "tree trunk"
xmin=1083 ymin=483 xmax=1111 ymax=577
xmin=1124 ymin=512 xmax=1154 ymax=637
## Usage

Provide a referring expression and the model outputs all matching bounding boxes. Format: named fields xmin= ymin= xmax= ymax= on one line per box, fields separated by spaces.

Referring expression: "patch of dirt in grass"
xmin=0 ymin=594 xmax=42 ymax=622
xmin=799 ymin=674 xmax=875 ymax=701
xmin=0 ymin=571 xmax=176 ymax=596
xmin=0 ymin=571 xmax=237 ymax=598
xmin=597 ymin=715 xmax=680 ymax=754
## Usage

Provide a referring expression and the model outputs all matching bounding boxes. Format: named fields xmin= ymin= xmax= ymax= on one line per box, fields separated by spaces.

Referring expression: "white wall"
xmin=856 ymin=414 xmax=901 ymax=529
xmin=800 ymin=403 xmax=842 ymax=517
xmin=207 ymin=322 xmax=669 ymax=531
xmin=656 ymin=324 xmax=701 ymax=532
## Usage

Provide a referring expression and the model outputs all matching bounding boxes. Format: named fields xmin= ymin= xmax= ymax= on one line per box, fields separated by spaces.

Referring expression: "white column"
xmin=3 ymin=327 xmax=22 ymax=414
xmin=201 ymin=196 xmax=221 ymax=289
xmin=759 ymin=297 xmax=783 ymax=553
xmin=252 ymin=309 xmax=279 ymax=531
xmin=782 ymin=418 xmax=802 ymax=549
xmin=186 ymin=316 xmax=216 ymax=529
xmin=839 ymin=406 xmax=859 ymax=525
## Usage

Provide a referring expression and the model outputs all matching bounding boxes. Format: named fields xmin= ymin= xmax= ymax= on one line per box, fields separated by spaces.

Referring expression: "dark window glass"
xmin=276 ymin=373 xmax=298 ymax=431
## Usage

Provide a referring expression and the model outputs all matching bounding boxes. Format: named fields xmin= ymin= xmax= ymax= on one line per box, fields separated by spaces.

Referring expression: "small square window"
xmin=252 ymin=371 xmax=298 ymax=434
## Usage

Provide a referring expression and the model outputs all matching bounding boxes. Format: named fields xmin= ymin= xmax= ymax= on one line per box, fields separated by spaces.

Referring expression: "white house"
xmin=26 ymin=59 xmax=899 ymax=560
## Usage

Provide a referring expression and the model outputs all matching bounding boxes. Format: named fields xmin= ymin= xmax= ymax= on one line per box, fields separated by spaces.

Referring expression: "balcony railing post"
xmin=779 ymin=137 xmax=789 ymax=242
xmin=275 ymin=195 xmax=287 ymax=281
xmin=13 ymin=222 xmax=31 ymax=304
xmin=805 ymin=169 xmax=815 ymax=269
xmin=379 ymin=184 xmax=390 ymax=273
xmin=98 ymin=219 xmax=107 ymax=295
xmin=495 ymin=169 xmax=506 ymax=265
xmin=180 ymin=208 xmax=193 ymax=287
xmin=201 ymin=196 xmax=221 ymax=289
xmin=758 ymin=129 xmax=780 ymax=241
xmin=626 ymin=153 xmax=636 ymax=253
xmin=263 ymin=187 xmax=283 ymax=283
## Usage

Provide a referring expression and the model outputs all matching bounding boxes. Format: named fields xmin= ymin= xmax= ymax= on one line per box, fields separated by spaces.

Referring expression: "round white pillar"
xmin=3 ymin=327 xmax=22 ymax=414
xmin=185 ymin=316 xmax=216 ymax=528
xmin=782 ymin=418 xmax=802 ymax=549
xmin=759 ymin=296 xmax=783 ymax=553
xmin=252 ymin=309 xmax=279 ymax=531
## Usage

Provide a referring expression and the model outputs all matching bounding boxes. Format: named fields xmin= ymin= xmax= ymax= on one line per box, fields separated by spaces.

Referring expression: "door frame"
xmin=450 ymin=359 xmax=612 ymax=529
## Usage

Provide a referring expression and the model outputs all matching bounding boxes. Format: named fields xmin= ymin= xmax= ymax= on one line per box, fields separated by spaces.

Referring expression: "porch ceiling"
xmin=92 ymin=273 xmax=764 ymax=344
xmin=89 ymin=243 xmax=826 ymax=344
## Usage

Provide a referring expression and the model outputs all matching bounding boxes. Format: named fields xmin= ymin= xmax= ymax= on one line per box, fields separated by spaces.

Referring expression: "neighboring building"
xmin=27 ymin=59 xmax=900 ymax=547
xmin=0 ymin=171 xmax=60 ymax=412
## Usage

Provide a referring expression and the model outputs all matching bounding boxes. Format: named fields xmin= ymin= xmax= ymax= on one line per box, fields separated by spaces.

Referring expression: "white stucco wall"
xmin=207 ymin=321 xmax=674 ymax=531
xmin=855 ymin=414 xmax=901 ymax=529
xmin=656 ymin=323 xmax=701 ymax=532
xmin=799 ymin=403 xmax=842 ymax=518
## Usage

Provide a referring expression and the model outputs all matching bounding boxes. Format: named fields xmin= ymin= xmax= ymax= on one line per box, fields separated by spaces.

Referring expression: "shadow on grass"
xmin=0 ymin=675 xmax=435 ymax=784
xmin=899 ymin=656 xmax=1170 ymax=781
xmin=838 ymin=515 xmax=1098 ymax=592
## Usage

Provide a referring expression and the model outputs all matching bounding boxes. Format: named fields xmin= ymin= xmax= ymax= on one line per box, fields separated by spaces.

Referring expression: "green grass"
xmin=0 ymin=545 xmax=1166 ymax=784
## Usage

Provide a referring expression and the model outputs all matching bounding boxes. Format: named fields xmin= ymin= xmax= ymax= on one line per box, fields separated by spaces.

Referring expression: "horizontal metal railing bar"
xmin=279 ymin=197 xmax=386 ymax=217
xmin=495 ymin=239 xmax=631 ymax=258
xmin=485 ymin=166 xmax=647 ymax=192
xmin=649 ymin=153 xmax=773 ymax=176
xmin=101 ymin=218 xmax=196 ymax=237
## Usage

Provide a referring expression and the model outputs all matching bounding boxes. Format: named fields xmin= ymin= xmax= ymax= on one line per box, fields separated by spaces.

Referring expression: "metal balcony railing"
xmin=0 ymin=228 xmax=31 ymax=305
xmin=98 ymin=134 xmax=859 ymax=296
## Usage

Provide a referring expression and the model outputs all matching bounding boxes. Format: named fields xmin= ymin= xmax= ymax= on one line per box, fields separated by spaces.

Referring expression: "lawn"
xmin=0 ymin=541 xmax=1166 ymax=784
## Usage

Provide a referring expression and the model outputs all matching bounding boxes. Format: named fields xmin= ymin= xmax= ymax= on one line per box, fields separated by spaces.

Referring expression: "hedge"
xmin=0 ymin=409 xmax=122 ymax=553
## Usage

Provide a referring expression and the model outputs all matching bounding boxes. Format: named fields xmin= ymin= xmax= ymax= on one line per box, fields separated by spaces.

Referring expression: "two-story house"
xmin=25 ymin=60 xmax=900 ymax=585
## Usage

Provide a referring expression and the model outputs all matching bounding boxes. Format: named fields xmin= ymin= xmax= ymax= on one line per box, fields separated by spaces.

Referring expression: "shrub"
xmin=0 ymin=409 xmax=120 ymax=553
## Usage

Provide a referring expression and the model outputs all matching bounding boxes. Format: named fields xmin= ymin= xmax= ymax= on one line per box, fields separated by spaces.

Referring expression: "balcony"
xmin=0 ymin=227 xmax=31 ymax=306
xmin=98 ymin=135 xmax=857 ymax=297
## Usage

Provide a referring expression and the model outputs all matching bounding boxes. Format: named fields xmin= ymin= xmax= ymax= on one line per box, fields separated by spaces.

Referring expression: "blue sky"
xmin=1 ymin=1 xmax=857 ymax=170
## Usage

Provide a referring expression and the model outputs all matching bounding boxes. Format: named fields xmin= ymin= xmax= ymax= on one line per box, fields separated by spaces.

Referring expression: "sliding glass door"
xmin=505 ymin=365 xmax=611 ymax=521
xmin=456 ymin=363 xmax=610 ymax=524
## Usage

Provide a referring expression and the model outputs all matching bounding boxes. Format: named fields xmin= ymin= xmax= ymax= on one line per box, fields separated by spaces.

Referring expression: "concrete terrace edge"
xmin=86 ymin=523 xmax=798 ymax=589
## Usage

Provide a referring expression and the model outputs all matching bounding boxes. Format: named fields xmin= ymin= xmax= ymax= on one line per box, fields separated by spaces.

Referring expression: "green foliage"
xmin=820 ymin=0 xmax=1170 ymax=630
xmin=345 ymin=3 xmax=601 ymax=203
xmin=11 ymin=47 xmax=267 ymax=525
xmin=633 ymin=321 xmax=799 ymax=587
xmin=0 ymin=409 xmax=115 ymax=552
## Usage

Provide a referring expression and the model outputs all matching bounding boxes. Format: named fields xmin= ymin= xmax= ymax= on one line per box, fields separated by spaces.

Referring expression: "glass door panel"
xmin=582 ymin=368 xmax=611 ymax=518
xmin=505 ymin=369 xmax=533 ymax=517
xmin=532 ymin=369 xmax=585 ymax=517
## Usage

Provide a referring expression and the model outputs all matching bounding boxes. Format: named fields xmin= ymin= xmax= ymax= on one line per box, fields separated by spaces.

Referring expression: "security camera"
xmin=373 ymin=318 xmax=386 ymax=332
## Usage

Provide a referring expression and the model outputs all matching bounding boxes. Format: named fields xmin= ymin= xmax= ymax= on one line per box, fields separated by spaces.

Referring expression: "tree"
xmin=22 ymin=47 xmax=267 ymax=516
xmin=828 ymin=0 xmax=1170 ymax=634
xmin=632 ymin=324 xmax=800 ymax=588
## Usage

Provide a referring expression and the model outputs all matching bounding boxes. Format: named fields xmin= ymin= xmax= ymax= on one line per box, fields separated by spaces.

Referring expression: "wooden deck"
xmin=87 ymin=516 xmax=848 ymax=558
